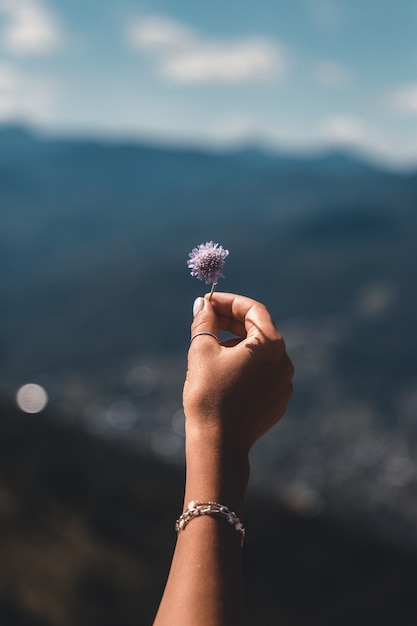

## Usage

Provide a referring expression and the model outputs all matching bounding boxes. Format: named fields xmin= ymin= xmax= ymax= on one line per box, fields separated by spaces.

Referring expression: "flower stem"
xmin=208 ymin=283 xmax=217 ymax=301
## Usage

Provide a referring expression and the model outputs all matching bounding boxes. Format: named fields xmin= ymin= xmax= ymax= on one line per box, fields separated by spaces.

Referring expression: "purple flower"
xmin=187 ymin=241 xmax=229 ymax=285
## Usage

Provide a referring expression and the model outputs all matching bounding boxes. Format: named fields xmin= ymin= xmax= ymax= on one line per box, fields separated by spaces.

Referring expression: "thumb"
xmin=190 ymin=296 xmax=219 ymax=345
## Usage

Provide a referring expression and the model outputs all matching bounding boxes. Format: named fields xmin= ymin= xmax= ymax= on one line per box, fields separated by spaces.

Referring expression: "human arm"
xmin=153 ymin=292 xmax=294 ymax=626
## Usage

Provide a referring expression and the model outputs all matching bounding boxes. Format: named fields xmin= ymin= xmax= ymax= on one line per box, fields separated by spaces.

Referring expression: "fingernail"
xmin=193 ymin=297 xmax=205 ymax=317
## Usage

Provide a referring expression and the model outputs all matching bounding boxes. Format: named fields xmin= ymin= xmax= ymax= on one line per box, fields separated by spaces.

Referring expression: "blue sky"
xmin=1 ymin=0 xmax=417 ymax=167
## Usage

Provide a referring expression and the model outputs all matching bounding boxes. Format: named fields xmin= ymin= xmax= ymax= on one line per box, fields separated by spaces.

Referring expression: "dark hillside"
xmin=1 ymin=399 xmax=417 ymax=626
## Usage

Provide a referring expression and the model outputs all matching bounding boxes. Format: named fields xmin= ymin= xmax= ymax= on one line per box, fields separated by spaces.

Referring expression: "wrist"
xmin=184 ymin=429 xmax=250 ymax=516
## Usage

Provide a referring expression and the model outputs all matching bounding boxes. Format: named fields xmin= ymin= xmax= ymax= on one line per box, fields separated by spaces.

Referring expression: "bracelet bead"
xmin=176 ymin=501 xmax=245 ymax=546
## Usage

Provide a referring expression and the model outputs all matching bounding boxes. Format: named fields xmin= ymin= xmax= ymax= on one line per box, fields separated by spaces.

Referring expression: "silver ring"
xmin=190 ymin=331 xmax=219 ymax=344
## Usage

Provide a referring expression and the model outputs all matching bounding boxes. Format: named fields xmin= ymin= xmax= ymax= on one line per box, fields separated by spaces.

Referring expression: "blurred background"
xmin=1 ymin=1 xmax=417 ymax=624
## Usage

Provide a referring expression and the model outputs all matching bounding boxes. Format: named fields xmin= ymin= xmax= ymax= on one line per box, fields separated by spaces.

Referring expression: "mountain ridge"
xmin=0 ymin=122 xmax=405 ymax=178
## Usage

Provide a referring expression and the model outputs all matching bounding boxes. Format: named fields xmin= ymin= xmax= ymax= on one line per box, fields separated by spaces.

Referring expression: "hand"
xmin=183 ymin=292 xmax=294 ymax=456
xmin=154 ymin=293 xmax=293 ymax=626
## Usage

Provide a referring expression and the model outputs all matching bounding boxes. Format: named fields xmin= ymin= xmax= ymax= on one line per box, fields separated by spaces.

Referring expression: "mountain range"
xmin=1 ymin=123 xmax=417 ymax=548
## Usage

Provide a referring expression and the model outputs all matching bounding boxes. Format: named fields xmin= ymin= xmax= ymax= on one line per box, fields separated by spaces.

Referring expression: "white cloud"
xmin=0 ymin=62 xmax=18 ymax=118
xmin=0 ymin=61 xmax=55 ymax=122
xmin=312 ymin=60 xmax=352 ymax=88
xmin=319 ymin=115 xmax=365 ymax=145
xmin=0 ymin=0 xmax=62 ymax=56
xmin=162 ymin=40 xmax=281 ymax=85
xmin=315 ymin=116 xmax=417 ymax=168
xmin=0 ymin=61 xmax=17 ymax=91
xmin=389 ymin=84 xmax=417 ymax=114
xmin=127 ymin=15 xmax=193 ymax=50
xmin=127 ymin=14 xmax=286 ymax=85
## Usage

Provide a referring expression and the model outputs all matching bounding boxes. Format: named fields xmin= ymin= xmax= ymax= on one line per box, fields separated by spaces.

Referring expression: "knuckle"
xmin=191 ymin=318 xmax=211 ymax=334
xmin=267 ymin=334 xmax=294 ymax=380
xmin=268 ymin=332 xmax=285 ymax=354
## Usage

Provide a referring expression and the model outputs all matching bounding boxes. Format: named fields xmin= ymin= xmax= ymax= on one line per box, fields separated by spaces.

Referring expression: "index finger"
xmin=209 ymin=292 xmax=279 ymax=340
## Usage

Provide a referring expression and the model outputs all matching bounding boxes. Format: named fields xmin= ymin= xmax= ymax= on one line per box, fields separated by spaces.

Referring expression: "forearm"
xmin=154 ymin=292 xmax=293 ymax=625
xmin=153 ymin=431 xmax=250 ymax=626
xmin=184 ymin=429 xmax=250 ymax=513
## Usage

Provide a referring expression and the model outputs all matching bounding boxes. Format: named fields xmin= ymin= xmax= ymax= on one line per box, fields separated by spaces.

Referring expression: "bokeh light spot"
xmin=16 ymin=383 xmax=48 ymax=414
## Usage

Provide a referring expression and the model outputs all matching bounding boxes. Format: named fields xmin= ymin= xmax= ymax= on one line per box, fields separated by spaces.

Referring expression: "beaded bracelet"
xmin=176 ymin=500 xmax=245 ymax=546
